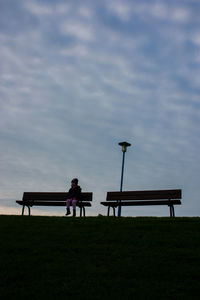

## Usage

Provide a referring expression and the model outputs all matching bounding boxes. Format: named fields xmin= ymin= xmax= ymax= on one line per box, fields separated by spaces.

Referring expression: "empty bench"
xmin=101 ymin=189 xmax=182 ymax=217
xmin=16 ymin=192 xmax=93 ymax=217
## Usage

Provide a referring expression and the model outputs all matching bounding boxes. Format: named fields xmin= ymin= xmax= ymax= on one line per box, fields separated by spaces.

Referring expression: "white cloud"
xmin=108 ymin=0 xmax=132 ymax=21
xmin=106 ymin=1 xmax=192 ymax=24
xmin=78 ymin=6 xmax=94 ymax=19
xmin=60 ymin=44 xmax=89 ymax=57
xmin=191 ymin=32 xmax=200 ymax=46
xmin=171 ymin=7 xmax=191 ymax=23
xmin=60 ymin=21 xmax=94 ymax=41
xmin=24 ymin=1 xmax=53 ymax=16
xmin=146 ymin=3 xmax=191 ymax=23
xmin=150 ymin=2 xmax=168 ymax=19
xmin=55 ymin=3 xmax=70 ymax=15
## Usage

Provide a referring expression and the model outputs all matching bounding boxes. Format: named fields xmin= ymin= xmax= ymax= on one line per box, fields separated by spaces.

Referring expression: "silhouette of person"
xmin=66 ymin=178 xmax=81 ymax=217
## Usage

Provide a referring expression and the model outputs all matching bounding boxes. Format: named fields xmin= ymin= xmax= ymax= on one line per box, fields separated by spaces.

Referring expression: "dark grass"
xmin=0 ymin=216 xmax=200 ymax=299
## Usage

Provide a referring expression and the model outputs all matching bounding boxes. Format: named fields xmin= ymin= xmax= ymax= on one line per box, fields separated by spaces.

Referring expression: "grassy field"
xmin=0 ymin=216 xmax=200 ymax=299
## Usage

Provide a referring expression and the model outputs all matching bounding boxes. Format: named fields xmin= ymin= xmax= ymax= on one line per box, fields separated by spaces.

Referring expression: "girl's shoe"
xmin=65 ymin=208 xmax=71 ymax=216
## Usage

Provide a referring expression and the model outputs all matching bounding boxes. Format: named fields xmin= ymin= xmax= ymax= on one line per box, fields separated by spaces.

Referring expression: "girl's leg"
xmin=72 ymin=199 xmax=77 ymax=210
xmin=66 ymin=198 xmax=72 ymax=209
xmin=66 ymin=199 xmax=72 ymax=215
xmin=72 ymin=199 xmax=77 ymax=217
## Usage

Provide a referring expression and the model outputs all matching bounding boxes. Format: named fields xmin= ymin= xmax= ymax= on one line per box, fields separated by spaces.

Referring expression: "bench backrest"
xmin=106 ymin=189 xmax=181 ymax=201
xmin=23 ymin=192 xmax=93 ymax=202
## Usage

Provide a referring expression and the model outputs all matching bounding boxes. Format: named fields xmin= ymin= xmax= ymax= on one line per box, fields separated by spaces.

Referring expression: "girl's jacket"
xmin=68 ymin=185 xmax=82 ymax=201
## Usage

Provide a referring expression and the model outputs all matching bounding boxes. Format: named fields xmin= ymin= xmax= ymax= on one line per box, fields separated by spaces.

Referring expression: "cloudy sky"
xmin=1 ymin=0 xmax=200 ymax=217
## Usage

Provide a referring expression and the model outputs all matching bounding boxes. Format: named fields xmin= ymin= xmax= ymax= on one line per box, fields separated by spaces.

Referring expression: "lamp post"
xmin=118 ymin=141 xmax=131 ymax=217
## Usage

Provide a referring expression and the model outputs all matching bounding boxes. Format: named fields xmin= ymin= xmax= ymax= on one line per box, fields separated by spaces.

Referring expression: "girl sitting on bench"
xmin=66 ymin=178 xmax=82 ymax=217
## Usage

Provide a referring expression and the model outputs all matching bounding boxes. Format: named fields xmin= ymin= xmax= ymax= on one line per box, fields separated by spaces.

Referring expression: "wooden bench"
xmin=101 ymin=189 xmax=182 ymax=217
xmin=16 ymin=192 xmax=93 ymax=217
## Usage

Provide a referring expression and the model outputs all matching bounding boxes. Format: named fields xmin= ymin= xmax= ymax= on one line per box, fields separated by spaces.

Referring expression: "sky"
xmin=1 ymin=0 xmax=200 ymax=217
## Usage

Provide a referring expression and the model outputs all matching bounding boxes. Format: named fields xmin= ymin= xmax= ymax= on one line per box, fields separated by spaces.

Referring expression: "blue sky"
xmin=1 ymin=0 xmax=200 ymax=216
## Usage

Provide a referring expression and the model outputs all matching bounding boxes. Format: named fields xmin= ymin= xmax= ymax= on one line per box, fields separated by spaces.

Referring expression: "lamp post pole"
xmin=120 ymin=151 xmax=125 ymax=192
xmin=118 ymin=142 xmax=131 ymax=217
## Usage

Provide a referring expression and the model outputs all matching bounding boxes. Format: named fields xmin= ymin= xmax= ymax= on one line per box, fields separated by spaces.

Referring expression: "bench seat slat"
xmin=16 ymin=200 xmax=91 ymax=207
xmin=101 ymin=199 xmax=181 ymax=207
xmin=106 ymin=189 xmax=181 ymax=201
xmin=22 ymin=192 xmax=92 ymax=202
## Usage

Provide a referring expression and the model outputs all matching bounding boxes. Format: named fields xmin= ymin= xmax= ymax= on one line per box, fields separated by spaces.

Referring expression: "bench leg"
xmin=28 ymin=206 xmax=31 ymax=216
xmin=107 ymin=206 xmax=110 ymax=216
xmin=22 ymin=205 xmax=31 ymax=216
xmin=113 ymin=207 xmax=116 ymax=217
xmin=80 ymin=206 xmax=85 ymax=217
xmin=22 ymin=205 xmax=25 ymax=216
xmin=172 ymin=205 xmax=175 ymax=217
xmin=169 ymin=205 xmax=175 ymax=217
xmin=107 ymin=206 xmax=116 ymax=217
xmin=82 ymin=207 xmax=85 ymax=217
xmin=170 ymin=206 xmax=172 ymax=217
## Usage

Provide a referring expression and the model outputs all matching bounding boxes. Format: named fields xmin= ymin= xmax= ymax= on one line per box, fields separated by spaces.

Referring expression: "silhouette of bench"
xmin=101 ymin=189 xmax=182 ymax=217
xmin=16 ymin=192 xmax=93 ymax=217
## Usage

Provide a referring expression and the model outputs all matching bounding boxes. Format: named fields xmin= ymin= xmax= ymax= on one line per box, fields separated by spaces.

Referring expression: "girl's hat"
xmin=71 ymin=178 xmax=78 ymax=184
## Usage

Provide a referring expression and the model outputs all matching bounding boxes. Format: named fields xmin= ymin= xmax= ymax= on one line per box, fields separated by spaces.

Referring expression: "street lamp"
xmin=118 ymin=141 xmax=131 ymax=217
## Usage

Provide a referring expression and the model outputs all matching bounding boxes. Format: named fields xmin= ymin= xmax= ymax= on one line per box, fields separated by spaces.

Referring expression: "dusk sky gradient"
xmin=1 ymin=0 xmax=200 ymax=216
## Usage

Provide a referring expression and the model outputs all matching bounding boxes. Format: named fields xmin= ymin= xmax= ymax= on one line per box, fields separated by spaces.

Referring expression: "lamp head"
xmin=118 ymin=141 xmax=131 ymax=152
